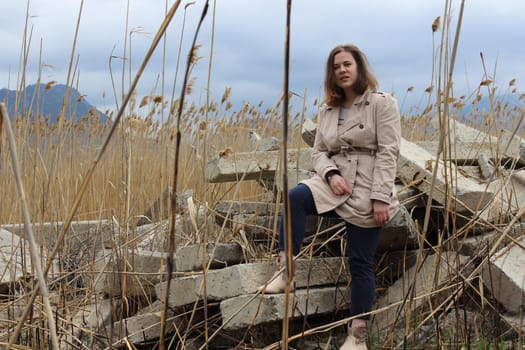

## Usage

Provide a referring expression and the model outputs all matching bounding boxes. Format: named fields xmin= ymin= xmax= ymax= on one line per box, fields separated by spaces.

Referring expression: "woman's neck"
xmin=342 ymin=90 xmax=357 ymax=108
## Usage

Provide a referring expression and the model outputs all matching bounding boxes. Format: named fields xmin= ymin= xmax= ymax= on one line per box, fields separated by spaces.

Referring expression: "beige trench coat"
xmin=301 ymin=90 xmax=401 ymax=228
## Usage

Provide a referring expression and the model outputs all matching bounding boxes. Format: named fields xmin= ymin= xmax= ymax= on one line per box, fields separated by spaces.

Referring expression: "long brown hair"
xmin=323 ymin=44 xmax=378 ymax=107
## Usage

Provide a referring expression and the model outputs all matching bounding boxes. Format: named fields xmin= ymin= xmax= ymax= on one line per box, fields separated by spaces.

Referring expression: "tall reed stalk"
xmin=161 ymin=2 xmax=209 ymax=349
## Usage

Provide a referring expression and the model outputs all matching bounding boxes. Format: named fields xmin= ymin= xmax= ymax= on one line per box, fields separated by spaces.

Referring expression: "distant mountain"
xmin=0 ymin=83 xmax=108 ymax=123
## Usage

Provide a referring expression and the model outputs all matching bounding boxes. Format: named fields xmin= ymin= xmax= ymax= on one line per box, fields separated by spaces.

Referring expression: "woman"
xmin=259 ymin=44 xmax=401 ymax=350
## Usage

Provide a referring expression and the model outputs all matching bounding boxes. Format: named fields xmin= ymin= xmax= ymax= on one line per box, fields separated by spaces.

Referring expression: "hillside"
xmin=0 ymin=83 xmax=108 ymax=123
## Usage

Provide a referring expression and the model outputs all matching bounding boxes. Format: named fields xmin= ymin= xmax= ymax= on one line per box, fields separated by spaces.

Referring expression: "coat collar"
xmin=325 ymin=89 xmax=372 ymax=110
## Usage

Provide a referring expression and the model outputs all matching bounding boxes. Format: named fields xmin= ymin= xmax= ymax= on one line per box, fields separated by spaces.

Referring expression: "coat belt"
xmin=327 ymin=146 xmax=376 ymax=157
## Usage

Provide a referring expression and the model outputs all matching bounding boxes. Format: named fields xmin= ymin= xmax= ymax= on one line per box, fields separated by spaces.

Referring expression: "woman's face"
xmin=333 ymin=51 xmax=358 ymax=92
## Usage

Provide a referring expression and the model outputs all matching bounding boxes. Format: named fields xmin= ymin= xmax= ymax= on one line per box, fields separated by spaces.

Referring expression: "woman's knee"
xmin=288 ymin=184 xmax=316 ymax=212
xmin=289 ymin=183 xmax=310 ymax=201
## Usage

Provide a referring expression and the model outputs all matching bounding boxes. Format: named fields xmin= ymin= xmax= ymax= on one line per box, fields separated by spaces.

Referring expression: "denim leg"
xmin=278 ymin=184 xmax=319 ymax=255
xmin=346 ymin=223 xmax=382 ymax=320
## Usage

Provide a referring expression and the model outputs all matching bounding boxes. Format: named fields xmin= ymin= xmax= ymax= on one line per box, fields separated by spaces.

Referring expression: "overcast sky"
xmin=1 ymin=0 xmax=524 ymax=116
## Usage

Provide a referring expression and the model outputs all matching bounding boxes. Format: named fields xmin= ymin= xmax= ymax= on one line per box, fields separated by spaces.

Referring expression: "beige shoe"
xmin=340 ymin=325 xmax=367 ymax=350
xmin=257 ymin=252 xmax=294 ymax=294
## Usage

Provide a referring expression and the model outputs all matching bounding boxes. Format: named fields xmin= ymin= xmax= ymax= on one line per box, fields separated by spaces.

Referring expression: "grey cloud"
xmin=1 ymin=0 xmax=524 ymax=116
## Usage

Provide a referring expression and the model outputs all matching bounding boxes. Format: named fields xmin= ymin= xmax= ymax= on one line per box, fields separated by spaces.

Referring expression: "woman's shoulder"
xmin=368 ymin=90 xmax=395 ymax=101
xmin=319 ymin=102 xmax=333 ymax=111
xmin=317 ymin=103 xmax=336 ymax=117
xmin=367 ymin=90 xmax=398 ymax=108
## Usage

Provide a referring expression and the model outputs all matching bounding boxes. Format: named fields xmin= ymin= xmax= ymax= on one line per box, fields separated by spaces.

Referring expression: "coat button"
xmin=365 ymin=101 xmax=370 ymax=105
xmin=359 ymin=124 xmax=364 ymax=129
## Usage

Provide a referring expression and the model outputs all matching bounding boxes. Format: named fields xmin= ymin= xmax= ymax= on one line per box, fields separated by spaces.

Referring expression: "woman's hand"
xmin=373 ymin=200 xmax=390 ymax=226
xmin=328 ymin=174 xmax=352 ymax=196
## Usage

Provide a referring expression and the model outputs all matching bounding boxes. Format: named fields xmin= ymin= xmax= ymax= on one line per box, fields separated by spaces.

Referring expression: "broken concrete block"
xmin=175 ymin=242 xmax=244 ymax=272
xmin=482 ymin=234 xmax=525 ymax=314
xmin=204 ymin=148 xmax=313 ymax=183
xmin=376 ymin=250 xmax=419 ymax=286
xmin=220 ymin=286 xmax=349 ymax=330
xmin=373 ymin=252 xmax=468 ymax=332
xmin=0 ymin=228 xmax=32 ymax=294
xmin=499 ymin=129 xmax=525 ymax=164
xmin=0 ymin=291 xmax=29 ymax=330
xmin=2 ymin=220 xmax=117 ymax=251
xmin=396 ymin=184 xmax=424 ymax=211
xmin=214 ymin=201 xmax=278 ymax=227
xmin=478 ymin=153 xmax=495 ymax=180
xmin=94 ymin=248 xmax=166 ymax=297
xmin=157 ymin=257 xmax=348 ymax=308
xmin=416 ymin=141 xmax=500 ymax=165
xmin=378 ymin=205 xmax=418 ymax=252
xmin=430 ymin=116 xmax=498 ymax=145
xmin=273 ymin=167 xmax=316 ymax=193
xmin=248 ymin=131 xmax=281 ymax=151
xmin=301 ymin=118 xmax=317 ymax=147
xmin=60 ymin=297 xmax=121 ymax=350
xmin=486 ymin=169 xmax=525 ymax=221
xmin=456 ymin=231 xmax=497 ymax=257
xmin=398 ymin=138 xmax=495 ymax=214
xmin=108 ymin=309 xmax=176 ymax=346
xmin=502 ymin=313 xmax=525 ymax=336
xmin=135 ymin=215 xmax=204 ymax=252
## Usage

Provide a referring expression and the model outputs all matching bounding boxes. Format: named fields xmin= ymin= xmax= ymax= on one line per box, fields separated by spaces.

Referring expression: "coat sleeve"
xmin=311 ymin=106 xmax=340 ymax=182
xmin=370 ymin=94 xmax=401 ymax=203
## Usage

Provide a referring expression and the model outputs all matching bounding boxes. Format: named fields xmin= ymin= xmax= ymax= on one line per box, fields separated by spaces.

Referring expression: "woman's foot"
xmin=257 ymin=251 xmax=294 ymax=294
xmin=340 ymin=322 xmax=367 ymax=350
xmin=258 ymin=269 xmax=289 ymax=293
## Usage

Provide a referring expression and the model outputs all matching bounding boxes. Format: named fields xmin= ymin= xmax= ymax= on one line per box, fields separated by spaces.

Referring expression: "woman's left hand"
xmin=373 ymin=200 xmax=390 ymax=226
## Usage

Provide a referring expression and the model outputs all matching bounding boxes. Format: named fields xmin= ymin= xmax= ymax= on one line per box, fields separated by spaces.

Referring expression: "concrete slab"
xmin=456 ymin=231 xmax=497 ymax=257
xmin=482 ymin=234 xmax=525 ymax=314
xmin=134 ymin=217 xmax=201 ymax=252
xmin=2 ymin=220 xmax=117 ymax=250
xmin=416 ymin=141 xmax=501 ymax=165
xmin=108 ymin=310 xmax=176 ymax=346
xmin=376 ymin=250 xmax=420 ymax=286
xmin=60 ymin=297 xmax=121 ymax=350
xmin=157 ymin=257 xmax=348 ymax=308
xmin=175 ymin=242 xmax=243 ymax=272
xmin=499 ymin=129 xmax=525 ymax=164
xmin=430 ymin=116 xmax=499 ymax=145
xmin=301 ymin=118 xmax=317 ymax=147
xmin=0 ymin=228 xmax=31 ymax=294
xmin=398 ymin=138 xmax=495 ymax=214
xmin=378 ymin=205 xmax=418 ymax=252
xmin=215 ymin=200 xmax=278 ymax=218
xmin=94 ymin=248 xmax=167 ymax=297
xmin=204 ymin=148 xmax=313 ymax=183
xmin=482 ymin=169 xmax=525 ymax=225
xmin=373 ymin=252 xmax=468 ymax=332
xmin=220 ymin=286 xmax=349 ymax=330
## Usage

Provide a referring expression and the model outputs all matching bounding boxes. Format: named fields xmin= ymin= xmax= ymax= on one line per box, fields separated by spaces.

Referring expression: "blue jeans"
xmin=278 ymin=183 xmax=381 ymax=320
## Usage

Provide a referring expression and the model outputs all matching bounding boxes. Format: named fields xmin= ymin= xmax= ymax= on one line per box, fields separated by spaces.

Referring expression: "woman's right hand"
xmin=328 ymin=174 xmax=352 ymax=196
